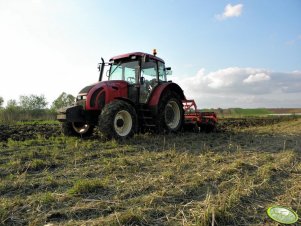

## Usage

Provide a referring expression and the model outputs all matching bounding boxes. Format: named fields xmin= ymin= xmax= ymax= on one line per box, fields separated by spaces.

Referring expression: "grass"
xmin=201 ymin=108 xmax=301 ymax=118
xmin=15 ymin=120 xmax=59 ymax=125
xmin=200 ymin=108 xmax=274 ymax=118
xmin=68 ymin=179 xmax=110 ymax=196
xmin=227 ymin=108 xmax=274 ymax=117
xmin=0 ymin=118 xmax=301 ymax=225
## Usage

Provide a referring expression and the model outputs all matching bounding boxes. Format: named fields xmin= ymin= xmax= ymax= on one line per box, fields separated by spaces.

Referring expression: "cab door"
xmin=140 ymin=59 xmax=158 ymax=103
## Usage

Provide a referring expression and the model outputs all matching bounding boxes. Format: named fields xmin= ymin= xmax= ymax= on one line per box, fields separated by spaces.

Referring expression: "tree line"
xmin=0 ymin=93 xmax=75 ymax=123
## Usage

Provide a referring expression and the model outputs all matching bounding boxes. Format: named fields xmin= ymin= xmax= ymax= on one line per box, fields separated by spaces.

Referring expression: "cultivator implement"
xmin=183 ymin=100 xmax=217 ymax=132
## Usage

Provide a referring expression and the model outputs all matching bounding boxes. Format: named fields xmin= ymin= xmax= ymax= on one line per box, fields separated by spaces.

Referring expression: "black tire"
xmin=61 ymin=122 xmax=94 ymax=137
xmin=98 ymin=100 xmax=138 ymax=139
xmin=200 ymin=120 xmax=216 ymax=133
xmin=183 ymin=123 xmax=199 ymax=133
xmin=206 ymin=120 xmax=216 ymax=133
xmin=156 ymin=91 xmax=184 ymax=133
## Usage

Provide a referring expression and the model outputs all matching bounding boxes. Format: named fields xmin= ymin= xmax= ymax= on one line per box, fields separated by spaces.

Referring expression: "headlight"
xmin=77 ymin=95 xmax=87 ymax=100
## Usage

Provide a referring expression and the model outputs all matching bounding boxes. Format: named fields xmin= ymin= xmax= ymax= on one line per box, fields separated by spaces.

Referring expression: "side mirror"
xmin=165 ymin=67 xmax=172 ymax=75
xmin=166 ymin=70 xmax=173 ymax=75
xmin=140 ymin=76 xmax=145 ymax=85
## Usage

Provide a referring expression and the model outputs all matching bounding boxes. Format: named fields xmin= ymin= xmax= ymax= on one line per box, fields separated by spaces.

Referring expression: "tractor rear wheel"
xmin=156 ymin=91 xmax=184 ymax=133
xmin=98 ymin=100 xmax=138 ymax=139
xmin=61 ymin=122 xmax=94 ymax=137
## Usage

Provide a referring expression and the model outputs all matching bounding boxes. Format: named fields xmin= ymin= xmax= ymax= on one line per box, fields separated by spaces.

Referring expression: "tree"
xmin=19 ymin=94 xmax=48 ymax=110
xmin=51 ymin=92 xmax=75 ymax=110
xmin=6 ymin=99 xmax=18 ymax=109
xmin=218 ymin=107 xmax=224 ymax=118
xmin=0 ymin=96 xmax=3 ymax=108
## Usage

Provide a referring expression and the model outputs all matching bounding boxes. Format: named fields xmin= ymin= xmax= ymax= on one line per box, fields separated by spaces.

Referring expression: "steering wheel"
xmin=149 ymin=78 xmax=157 ymax=87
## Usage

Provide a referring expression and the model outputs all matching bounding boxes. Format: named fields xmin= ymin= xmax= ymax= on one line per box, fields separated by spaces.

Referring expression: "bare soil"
xmin=0 ymin=123 xmax=60 ymax=142
xmin=0 ymin=116 xmax=296 ymax=142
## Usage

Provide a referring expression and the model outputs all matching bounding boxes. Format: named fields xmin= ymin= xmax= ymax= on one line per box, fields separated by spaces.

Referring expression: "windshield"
xmin=109 ymin=60 xmax=139 ymax=84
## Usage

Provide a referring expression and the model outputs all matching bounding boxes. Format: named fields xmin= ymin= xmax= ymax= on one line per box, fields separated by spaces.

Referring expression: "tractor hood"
xmin=78 ymin=80 xmax=128 ymax=95
xmin=77 ymin=80 xmax=128 ymax=110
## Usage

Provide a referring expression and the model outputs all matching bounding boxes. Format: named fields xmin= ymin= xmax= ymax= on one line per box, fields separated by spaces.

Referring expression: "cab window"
xmin=158 ymin=61 xmax=166 ymax=82
xmin=141 ymin=60 xmax=157 ymax=81
xmin=109 ymin=60 xmax=139 ymax=84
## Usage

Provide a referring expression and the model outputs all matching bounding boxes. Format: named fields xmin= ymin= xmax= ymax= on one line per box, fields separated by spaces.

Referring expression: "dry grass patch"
xmin=0 ymin=117 xmax=300 ymax=225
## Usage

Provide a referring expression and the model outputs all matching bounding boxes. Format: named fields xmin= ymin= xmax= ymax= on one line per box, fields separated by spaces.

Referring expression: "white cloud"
xmin=243 ymin=73 xmax=270 ymax=83
xmin=216 ymin=4 xmax=243 ymax=20
xmin=174 ymin=68 xmax=301 ymax=108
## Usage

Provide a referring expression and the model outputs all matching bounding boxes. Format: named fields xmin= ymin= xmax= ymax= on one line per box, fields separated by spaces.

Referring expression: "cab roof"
xmin=109 ymin=52 xmax=165 ymax=63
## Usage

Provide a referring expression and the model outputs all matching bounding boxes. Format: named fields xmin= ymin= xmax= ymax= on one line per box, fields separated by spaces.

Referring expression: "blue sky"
xmin=0 ymin=0 xmax=300 ymax=108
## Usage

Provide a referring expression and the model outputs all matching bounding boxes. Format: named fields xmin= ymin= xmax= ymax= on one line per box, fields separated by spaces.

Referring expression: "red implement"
xmin=183 ymin=100 xmax=217 ymax=132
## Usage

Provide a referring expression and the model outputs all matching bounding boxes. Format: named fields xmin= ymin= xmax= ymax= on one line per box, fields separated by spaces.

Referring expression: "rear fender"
xmin=148 ymin=83 xmax=186 ymax=109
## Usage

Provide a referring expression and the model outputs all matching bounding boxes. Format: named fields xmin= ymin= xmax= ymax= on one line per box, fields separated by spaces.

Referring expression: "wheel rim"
xmin=72 ymin=122 xmax=90 ymax=134
xmin=165 ymin=100 xmax=181 ymax=129
xmin=114 ymin=110 xmax=133 ymax=137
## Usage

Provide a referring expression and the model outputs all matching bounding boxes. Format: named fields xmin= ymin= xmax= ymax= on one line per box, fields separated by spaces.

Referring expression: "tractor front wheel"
xmin=98 ymin=100 xmax=138 ymax=139
xmin=61 ymin=122 xmax=94 ymax=137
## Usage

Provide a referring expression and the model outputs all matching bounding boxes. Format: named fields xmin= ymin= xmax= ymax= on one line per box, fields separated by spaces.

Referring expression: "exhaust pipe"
xmin=98 ymin=57 xmax=105 ymax=81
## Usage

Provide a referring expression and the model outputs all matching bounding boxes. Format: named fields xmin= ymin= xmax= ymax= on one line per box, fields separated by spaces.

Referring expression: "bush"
xmin=0 ymin=95 xmax=56 ymax=123
xmin=0 ymin=107 xmax=56 ymax=123
xmin=0 ymin=96 xmax=3 ymax=108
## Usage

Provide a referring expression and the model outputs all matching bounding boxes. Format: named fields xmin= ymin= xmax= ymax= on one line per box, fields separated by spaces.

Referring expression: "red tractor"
xmin=57 ymin=51 xmax=217 ymax=139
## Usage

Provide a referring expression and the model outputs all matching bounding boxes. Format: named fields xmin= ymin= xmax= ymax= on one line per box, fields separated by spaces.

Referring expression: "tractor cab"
xmin=105 ymin=51 xmax=171 ymax=104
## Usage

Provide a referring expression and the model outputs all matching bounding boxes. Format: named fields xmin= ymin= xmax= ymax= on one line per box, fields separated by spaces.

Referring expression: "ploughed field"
xmin=0 ymin=117 xmax=295 ymax=142
xmin=0 ymin=117 xmax=301 ymax=225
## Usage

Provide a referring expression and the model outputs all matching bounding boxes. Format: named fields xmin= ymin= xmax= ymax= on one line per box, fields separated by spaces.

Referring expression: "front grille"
xmin=76 ymin=100 xmax=86 ymax=109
